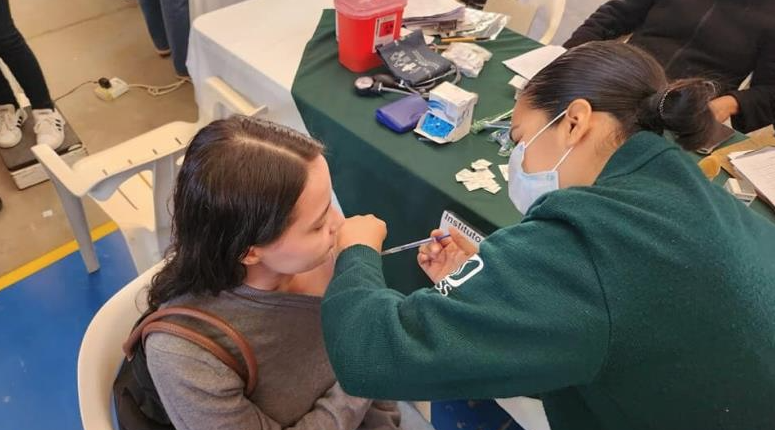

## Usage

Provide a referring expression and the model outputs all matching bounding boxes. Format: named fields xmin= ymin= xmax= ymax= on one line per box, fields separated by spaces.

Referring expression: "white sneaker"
xmin=0 ymin=104 xmax=27 ymax=148
xmin=32 ymin=108 xmax=65 ymax=150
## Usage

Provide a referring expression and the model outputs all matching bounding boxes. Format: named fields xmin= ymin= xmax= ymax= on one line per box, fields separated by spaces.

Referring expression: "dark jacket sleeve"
xmin=727 ymin=29 xmax=775 ymax=133
xmin=563 ymin=0 xmax=655 ymax=48
xmin=321 ymin=219 xmax=610 ymax=401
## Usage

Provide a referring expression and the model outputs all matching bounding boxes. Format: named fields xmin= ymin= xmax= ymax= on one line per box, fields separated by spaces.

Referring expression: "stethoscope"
xmin=353 ymin=66 xmax=461 ymax=99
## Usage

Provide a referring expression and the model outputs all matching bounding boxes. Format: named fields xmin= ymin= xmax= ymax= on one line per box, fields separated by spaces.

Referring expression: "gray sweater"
xmin=145 ymin=285 xmax=401 ymax=430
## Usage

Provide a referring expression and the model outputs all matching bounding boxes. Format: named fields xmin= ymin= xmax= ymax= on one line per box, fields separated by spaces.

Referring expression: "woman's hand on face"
xmin=337 ymin=215 xmax=387 ymax=254
xmin=417 ymin=228 xmax=477 ymax=284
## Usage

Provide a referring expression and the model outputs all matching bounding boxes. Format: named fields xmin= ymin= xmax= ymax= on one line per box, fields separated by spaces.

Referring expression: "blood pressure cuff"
xmin=377 ymin=30 xmax=453 ymax=86
xmin=376 ymin=94 xmax=428 ymax=133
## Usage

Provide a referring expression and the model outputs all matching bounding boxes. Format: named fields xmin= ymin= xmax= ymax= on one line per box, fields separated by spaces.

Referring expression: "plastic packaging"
xmin=441 ymin=43 xmax=493 ymax=78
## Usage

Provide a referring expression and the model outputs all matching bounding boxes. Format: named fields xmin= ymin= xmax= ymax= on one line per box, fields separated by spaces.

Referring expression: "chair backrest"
xmin=77 ymin=261 xmax=164 ymax=430
xmin=32 ymin=121 xmax=196 ymax=273
xmin=197 ymin=76 xmax=268 ymax=127
xmin=485 ymin=0 xmax=538 ymax=37
xmin=538 ymin=0 xmax=566 ymax=45
xmin=485 ymin=0 xmax=566 ymax=44
xmin=80 ymin=122 xmax=195 ymax=257
xmin=32 ymin=77 xmax=266 ymax=274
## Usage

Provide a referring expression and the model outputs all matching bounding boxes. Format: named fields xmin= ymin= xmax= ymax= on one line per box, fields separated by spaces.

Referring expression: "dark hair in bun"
xmin=521 ymin=41 xmax=717 ymax=150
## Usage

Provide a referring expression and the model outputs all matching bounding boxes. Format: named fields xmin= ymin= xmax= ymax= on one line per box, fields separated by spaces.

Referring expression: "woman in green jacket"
xmin=322 ymin=41 xmax=775 ymax=430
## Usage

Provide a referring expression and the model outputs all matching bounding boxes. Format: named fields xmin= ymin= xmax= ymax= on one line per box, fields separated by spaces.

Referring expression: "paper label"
xmin=373 ymin=14 xmax=397 ymax=52
xmin=439 ymin=210 xmax=485 ymax=249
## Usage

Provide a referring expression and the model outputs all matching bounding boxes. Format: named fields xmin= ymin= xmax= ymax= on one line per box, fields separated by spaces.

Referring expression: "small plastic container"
xmin=335 ymin=0 xmax=407 ymax=72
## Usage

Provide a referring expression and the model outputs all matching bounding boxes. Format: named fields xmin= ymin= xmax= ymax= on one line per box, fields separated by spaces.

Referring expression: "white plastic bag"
xmin=442 ymin=43 xmax=493 ymax=78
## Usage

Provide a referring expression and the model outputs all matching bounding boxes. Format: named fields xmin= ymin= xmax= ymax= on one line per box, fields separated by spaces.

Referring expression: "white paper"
xmin=485 ymin=184 xmax=501 ymax=194
xmin=499 ymin=164 xmax=509 ymax=181
xmin=508 ymin=75 xmax=528 ymax=90
xmin=728 ymin=150 xmax=753 ymax=160
xmin=457 ymin=163 xmax=501 ymax=194
xmin=399 ymin=27 xmax=435 ymax=45
xmin=471 ymin=159 xmax=492 ymax=169
xmin=404 ymin=0 xmax=464 ymax=19
xmin=730 ymin=147 xmax=775 ymax=204
xmin=502 ymin=45 xmax=567 ymax=79
xmin=439 ymin=210 xmax=484 ymax=249
xmin=495 ymin=397 xmax=551 ymax=430
xmin=464 ymin=181 xmax=485 ymax=191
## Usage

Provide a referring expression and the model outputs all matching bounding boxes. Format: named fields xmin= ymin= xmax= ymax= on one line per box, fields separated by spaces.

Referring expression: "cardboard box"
xmin=415 ymin=82 xmax=478 ymax=144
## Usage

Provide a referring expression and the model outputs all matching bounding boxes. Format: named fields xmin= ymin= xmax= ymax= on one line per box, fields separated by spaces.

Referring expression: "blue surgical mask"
xmin=508 ymin=110 xmax=572 ymax=214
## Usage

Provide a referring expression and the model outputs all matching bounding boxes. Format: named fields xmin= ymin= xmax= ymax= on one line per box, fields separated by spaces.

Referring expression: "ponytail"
xmin=637 ymin=79 xmax=717 ymax=150
xmin=522 ymin=41 xmax=718 ymax=151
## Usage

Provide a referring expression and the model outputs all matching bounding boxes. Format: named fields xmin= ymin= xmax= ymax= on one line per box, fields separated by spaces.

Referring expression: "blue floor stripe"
xmin=0 ymin=232 xmax=137 ymax=430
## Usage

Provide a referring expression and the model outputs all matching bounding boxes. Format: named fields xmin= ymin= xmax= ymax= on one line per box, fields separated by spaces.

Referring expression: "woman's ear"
xmin=564 ymin=98 xmax=593 ymax=148
xmin=241 ymin=246 xmax=263 ymax=266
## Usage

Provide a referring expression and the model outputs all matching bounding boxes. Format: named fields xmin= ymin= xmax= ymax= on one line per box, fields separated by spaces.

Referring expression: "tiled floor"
xmin=0 ymin=0 xmax=197 ymax=275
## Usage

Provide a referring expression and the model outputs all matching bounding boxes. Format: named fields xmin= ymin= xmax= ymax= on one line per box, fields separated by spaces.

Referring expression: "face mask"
xmin=508 ymin=109 xmax=572 ymax=214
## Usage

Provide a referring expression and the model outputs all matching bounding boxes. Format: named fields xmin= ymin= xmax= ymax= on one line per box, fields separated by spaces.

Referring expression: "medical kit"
xmin=414 ymin=82 xmax=478 ymax=144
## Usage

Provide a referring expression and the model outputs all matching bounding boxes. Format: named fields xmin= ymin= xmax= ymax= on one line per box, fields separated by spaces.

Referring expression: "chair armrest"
xmin=31 ymin=144 xmax=92 ymax=197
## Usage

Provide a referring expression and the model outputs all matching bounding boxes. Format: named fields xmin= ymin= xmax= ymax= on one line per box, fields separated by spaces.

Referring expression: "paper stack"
xmin=730 ymin=147 xmax=775 ymax=208
xmin=502 ymin=45 xmax=567 ymax=97
xmin=403 ymin=0 xmax=465 ymax=26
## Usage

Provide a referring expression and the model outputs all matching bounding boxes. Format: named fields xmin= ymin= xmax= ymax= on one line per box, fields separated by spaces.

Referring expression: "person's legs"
xmin=0 ymin=67 xmax=18 ymax=108
xmin=0 ymin=0 xmax=25 ymax=147
xmin=0 ymin=1 xmax=18 ymax=108
xmin=0 ymin=64 xmax=27 ymax=148
xmin=159 ymin=0 xmax=191 ymax=76
xmin=137 ymin=0 xmax=171 ymax=55
xmin=0 ymin=0 xmax=53 ymax=111
xmin=0 ymin=0 xmax=62 ymax=149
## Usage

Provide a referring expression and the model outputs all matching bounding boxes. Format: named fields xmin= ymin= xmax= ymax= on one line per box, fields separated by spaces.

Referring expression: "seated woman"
xmin=563 ymin=0 xmax=775 ymax=133
xmin=144 ymin=116 xmax=405 ymax=430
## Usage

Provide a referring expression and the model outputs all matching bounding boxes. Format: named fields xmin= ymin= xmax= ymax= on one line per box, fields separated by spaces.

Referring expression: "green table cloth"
xmin=291 ymin=10 xmax=774 ymax=293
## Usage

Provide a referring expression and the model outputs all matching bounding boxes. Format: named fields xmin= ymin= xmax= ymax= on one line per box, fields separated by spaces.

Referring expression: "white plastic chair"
xmin=32 ymin=77 xmax=266 ymax=275
xmin=484 ymin=0 xmax=566 ymax=44
xmin=77 ymin=260 xmax=162 ymax=430
xmin=78 ymin=261 xmax=435 ymax=430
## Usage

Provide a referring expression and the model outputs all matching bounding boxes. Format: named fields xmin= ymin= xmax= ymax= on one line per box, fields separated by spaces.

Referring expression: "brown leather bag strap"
xmin=140 ymin=321 xmax=248 ymax=385
xmin=123 ymin=306 xmax=258 ymax=397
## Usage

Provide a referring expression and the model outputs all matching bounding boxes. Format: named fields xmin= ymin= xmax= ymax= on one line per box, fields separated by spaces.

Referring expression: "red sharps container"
xmin=335 ymin=0 xmax=407 ymax=72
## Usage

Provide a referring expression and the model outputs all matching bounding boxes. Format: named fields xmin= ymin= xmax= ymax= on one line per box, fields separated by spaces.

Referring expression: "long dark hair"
xmin=147 ymin=116 xmax=324 ymax=309
xmin=521 ymin=41 xmax=717 ymax=150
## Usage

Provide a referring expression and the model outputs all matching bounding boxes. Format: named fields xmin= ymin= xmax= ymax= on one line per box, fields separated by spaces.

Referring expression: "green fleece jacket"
xmin=322 ymin=131 xmax=775 ymax=430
